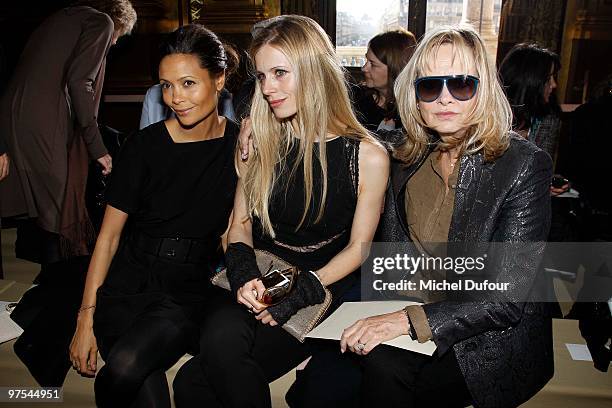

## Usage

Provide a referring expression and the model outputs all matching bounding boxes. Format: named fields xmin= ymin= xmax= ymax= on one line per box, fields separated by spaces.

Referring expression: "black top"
xmin=569 ymin=94 xmax=612 ymax=214
xmin=352 ymin=84 xmax=402 ymax=132
xmin=94 ymin=120 xmax=239 ymax=338
xmin=252 ymin=137 xmax=359 ymax=297
xmin=105 ymin=120 xmax=239 ymax=240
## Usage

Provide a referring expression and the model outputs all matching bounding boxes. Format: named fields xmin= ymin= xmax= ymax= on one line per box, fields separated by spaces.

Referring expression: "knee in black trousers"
xmin=174 ymin=297 xmax=310 ymax=408
xmin=198 ymin=301 xmax=255 ymax=368
xmin=286 ymin=344 xmax=361 ymax=408
xmin=173 ymin=356 xmax=222 ymax=408
xmin=360 ymin=346 xmax=472 ymax=408
xmin=174 ymin=300 xmax=269 ymax=408
xmin=95 ymin=313 xmax=194 ymax=408
xmin=95 ymin=345 xmax=156 ymax=408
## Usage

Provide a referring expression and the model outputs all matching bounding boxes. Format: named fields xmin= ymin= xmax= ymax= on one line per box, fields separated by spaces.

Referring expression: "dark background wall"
xmin=0 ymin=0 xmax=611 ymax=133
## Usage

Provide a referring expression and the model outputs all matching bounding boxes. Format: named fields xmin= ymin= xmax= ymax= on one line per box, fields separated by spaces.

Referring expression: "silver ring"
xmin=356 ymin=342 xmax=366 ymax=351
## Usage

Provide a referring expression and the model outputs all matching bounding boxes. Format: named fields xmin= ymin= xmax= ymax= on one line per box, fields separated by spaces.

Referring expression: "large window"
xmin=336 ymin=0 xmax=503 ymax=66
xmin=336 ymin=0 xmax=409 ymax=67
xmin=425 ymin=0 xmax=463 ymax=29
xmin=425 ymin=0 xmax=502 ymax=58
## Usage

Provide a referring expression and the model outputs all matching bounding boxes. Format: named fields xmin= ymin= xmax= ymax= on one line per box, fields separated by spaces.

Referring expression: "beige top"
xmin=404 ymin=149 xmax=460 ymax=343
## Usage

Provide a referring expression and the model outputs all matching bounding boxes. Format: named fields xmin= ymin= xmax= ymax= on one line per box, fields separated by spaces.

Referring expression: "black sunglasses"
xmin=414 ymin=75 xmax=479 ymax=103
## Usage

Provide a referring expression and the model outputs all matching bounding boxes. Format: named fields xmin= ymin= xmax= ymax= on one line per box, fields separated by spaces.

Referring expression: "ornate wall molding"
xmin=559 ymin=0 xmax=612 ymax=102
xmin=190 ymin=0 xmax=271 ymax=33
xmin=497 ymin=0 xmax=566 ymax=61
xmin=282 ymin=0 xmax=316 ymax=17
xmin=130 ymin=0 xmax=181 ymax=32
xmin=573 ymin=0 xmax=612 ymax=40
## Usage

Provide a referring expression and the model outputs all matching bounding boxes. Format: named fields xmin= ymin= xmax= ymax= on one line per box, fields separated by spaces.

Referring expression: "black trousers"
xmin=173 ymin=294 xmax=311 ymax=408
xmin=11 ymin=256 xmax=90 ymax=387
xmin=287 ymin=342 xmax=473 ymax=408
xmin=94 ymin=301 xmax=197 ymax=408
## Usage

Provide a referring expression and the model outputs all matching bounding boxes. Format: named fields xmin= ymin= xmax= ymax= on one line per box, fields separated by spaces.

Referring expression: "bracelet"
xmin=309 ymin=270 xmax=323 ymax=285
xmin=78 ymin=305 xmax=96 ymax=313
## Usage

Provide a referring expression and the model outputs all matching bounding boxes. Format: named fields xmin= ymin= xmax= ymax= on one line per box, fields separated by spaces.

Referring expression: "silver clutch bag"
xmin=211 ymin=249 xmax=332 ymax=342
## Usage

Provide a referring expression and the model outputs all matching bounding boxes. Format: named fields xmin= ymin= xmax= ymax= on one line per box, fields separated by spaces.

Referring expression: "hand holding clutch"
xmin=211 ymin=249 xmax=333 ymax=342
xmin=267 ymin=271 xmax=326 ymax=325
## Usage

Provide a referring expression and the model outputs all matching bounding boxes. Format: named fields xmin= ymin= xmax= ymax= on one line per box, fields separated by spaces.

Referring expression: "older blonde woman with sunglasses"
xmin=292 ymin=26 xmax=555 ymax=408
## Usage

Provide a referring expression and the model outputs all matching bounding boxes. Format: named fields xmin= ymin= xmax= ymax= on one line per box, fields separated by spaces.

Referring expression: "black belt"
xmin=130 ymin=231 xmax=218 ymax=264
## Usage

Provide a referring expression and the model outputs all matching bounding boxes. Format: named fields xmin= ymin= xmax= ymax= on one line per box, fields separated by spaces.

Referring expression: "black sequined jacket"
xmin=376 ymin=130 xmax=555 ymax=408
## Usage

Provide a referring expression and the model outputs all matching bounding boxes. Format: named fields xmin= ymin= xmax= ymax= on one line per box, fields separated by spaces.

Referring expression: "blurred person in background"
xmin=353 ymin=29 xmax=417 ymax=132
xmin=0 ymin=0 xmax=136 ymax=387
xmin=500 ymin=43 xmax=575 ymax=244
xmin=0 ymin=0 xmax=136 ymax=263
xmin=565 ymin=75 xmax=612 ymax=373
xmin=499 ymin=42 xmax=569 ymax=196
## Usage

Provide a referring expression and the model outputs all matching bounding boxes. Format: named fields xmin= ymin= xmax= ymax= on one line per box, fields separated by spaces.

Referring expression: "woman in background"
xmin=69 ymin=24 xmax=239 ymax=408
xmin=353 ymin=29 xmax=416 ymax=131
xmin=499 ymin=43 xmax=569 ymax=196
xmin=0 ymin=0 xmax=136 ymax=388
xmin=500 ymin=43 xmax=572 ymax=246
xmin=0 ymin=0 xmax=136 ymax=261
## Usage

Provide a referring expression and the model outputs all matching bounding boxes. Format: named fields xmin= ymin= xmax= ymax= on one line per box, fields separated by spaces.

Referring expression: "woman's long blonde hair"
xmin=394 ymin=26 xmax=512 ymax=165
xmin=243 ymin=15 xmax=371 ymax=237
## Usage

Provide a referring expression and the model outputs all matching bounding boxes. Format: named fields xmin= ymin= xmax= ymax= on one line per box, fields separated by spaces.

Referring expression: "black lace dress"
xmin=252 ymin=136 xmax=361 ymax=305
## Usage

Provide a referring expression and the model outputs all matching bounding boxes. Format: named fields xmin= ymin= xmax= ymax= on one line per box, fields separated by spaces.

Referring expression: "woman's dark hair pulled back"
xmin=160 ymin=24 xmax=238 ymax=78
